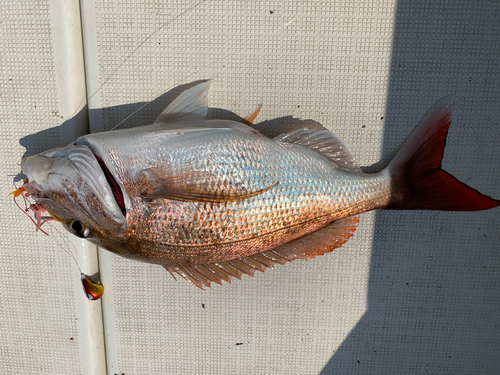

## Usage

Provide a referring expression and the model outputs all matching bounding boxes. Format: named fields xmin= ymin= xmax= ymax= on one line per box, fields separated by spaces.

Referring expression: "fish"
xmin=19 ymin=80 xmax=499 ymax=289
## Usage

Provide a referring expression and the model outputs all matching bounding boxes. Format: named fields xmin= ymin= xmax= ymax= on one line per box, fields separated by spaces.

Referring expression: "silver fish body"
xmin=75 ymin=120 xmax=390 ymax=265
xmin=20 ymin=81 xmax=499 ymax=287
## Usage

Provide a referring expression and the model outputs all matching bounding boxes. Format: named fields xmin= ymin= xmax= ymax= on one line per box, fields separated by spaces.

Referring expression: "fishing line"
xmin=47 ymin=221 xmax=105 ymax=300
xmin=51 ymin=0 xmax=211 ymax=177
xmin=23 ymin=2 xmax=210 ymax=299
xmin=50 ymin=3 xmax=296 ymax=176
xmin=26 ymin=0 xmax=296 ymax=228
xmin=88 ymin=0 xmax=209 ymax=103
xmin=68 ymin=0 xmax=209 ymax=123
xmin=87 ymin=0 xmax=296 ymax=138
xmin=98 ymin=13 xmax=298 ymax=137
xmin=47 ymin=221 xmax=83 ymax=278
xmin=96 ymin=72 xmax=223 ymax=139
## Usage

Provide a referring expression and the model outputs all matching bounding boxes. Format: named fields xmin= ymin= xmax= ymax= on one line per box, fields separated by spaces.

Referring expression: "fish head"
xmin=21 ymin=143 xmax=127 ymax=242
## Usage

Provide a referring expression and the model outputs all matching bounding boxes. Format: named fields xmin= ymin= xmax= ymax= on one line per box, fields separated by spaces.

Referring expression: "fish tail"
xmin=385 ymin=96 xmax=499 ymax=211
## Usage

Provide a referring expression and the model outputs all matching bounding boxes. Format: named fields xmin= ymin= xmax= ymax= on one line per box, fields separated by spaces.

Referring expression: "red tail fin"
xmin=386 ymin=96 xmax=499 ymax=211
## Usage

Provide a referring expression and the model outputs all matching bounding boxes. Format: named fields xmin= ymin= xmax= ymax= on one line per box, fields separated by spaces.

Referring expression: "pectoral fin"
xmin=136 ymin=167 xmax=278 ymax=203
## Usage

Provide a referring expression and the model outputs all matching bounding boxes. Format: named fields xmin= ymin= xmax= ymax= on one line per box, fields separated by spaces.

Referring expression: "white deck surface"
xmin=1 ymin=1 xmax=499 ymax=374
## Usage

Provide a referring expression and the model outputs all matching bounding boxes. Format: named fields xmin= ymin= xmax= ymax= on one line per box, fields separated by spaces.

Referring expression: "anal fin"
xmin=162 ymin=216 xmax=359 ymax=288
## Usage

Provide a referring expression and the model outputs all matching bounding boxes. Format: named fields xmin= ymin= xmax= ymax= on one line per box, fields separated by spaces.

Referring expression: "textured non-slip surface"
xmin=2 ymin=1 xmax=500 ymax=374
xmin=87 ymin=1 xmax=500 ymax=374
xmin=0 ymin=1 xmax=84 ymax=374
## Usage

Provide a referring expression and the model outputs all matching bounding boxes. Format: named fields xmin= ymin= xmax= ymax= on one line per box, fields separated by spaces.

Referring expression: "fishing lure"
xmin=10 ymin=181 xmax=104 ymax=300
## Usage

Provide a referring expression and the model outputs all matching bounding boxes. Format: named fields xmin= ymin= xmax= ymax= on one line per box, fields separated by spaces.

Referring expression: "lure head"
xmin=81 ymin=274 xmax=104 ymax=300
xmin=20 ymin=143 xmax=127 ymax=243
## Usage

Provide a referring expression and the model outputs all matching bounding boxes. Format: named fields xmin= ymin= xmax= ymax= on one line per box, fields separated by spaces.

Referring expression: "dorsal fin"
xmin=275 ymin=129 xmax=361 ymax=172
xmin=155 ymin=80 xmax=211 ymax=124
xmin=162 ymin=215 xmax=359 ymax=289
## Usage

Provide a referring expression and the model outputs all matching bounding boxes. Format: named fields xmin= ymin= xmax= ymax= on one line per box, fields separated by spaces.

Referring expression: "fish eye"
xmin=67 ymin=220 xmax=91 ymax=238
